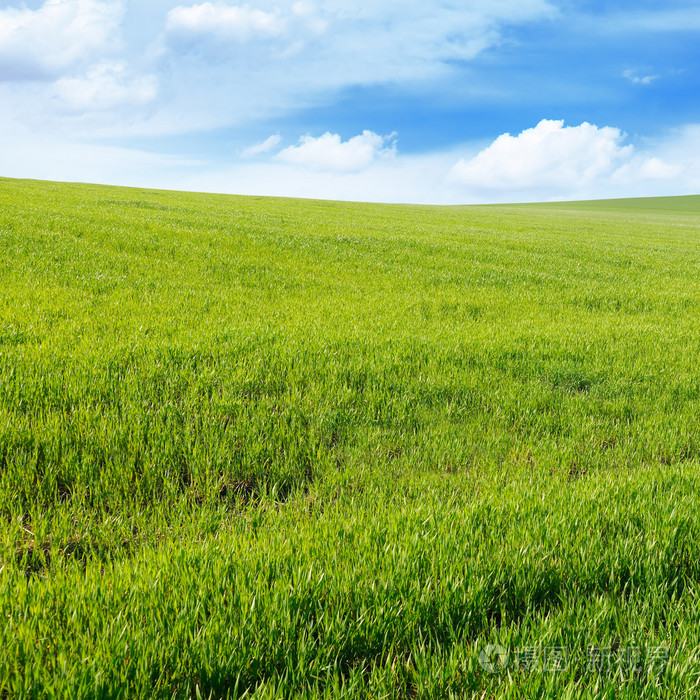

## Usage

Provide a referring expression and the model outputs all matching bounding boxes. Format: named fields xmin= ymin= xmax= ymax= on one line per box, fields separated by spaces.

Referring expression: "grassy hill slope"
xmin=521 ymin=193 xmax=700 ymax=215
xmin=1 ymin=177 xmax=700 ymax=698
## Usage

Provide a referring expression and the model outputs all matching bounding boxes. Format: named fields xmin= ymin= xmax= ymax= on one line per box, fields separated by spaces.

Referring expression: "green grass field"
xmin=1 ymin=176 xmax=700 ymax=698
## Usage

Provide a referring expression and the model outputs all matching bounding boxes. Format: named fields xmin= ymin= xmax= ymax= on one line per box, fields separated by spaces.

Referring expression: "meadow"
xmin=1 ymin=176 xmax=699 ymax=698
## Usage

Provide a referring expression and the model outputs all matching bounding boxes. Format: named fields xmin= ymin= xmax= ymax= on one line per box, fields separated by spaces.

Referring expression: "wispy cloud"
xmin=52 ymin=61 xmax=157 ymax=112
xmin=0 ymin=0 xmax=561 ymax=146
xmin=623 ymin=69 xmax=658 ymax=86
xmin=241 ymin=134 xmax=282 ymax=157
xmin=154 ymin=0 xmax=557 ymax=130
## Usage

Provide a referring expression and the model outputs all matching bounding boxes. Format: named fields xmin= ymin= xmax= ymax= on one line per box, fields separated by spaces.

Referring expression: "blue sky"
xmin=1 ymin=0 xmax=699 ymax=203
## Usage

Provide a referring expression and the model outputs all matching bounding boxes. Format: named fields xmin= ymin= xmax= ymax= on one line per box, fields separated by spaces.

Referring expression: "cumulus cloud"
xmin=241 ymin=134 xmax=282 ymax=157
xmin=450 ymin=120 xmax=632 ymax=193
xmin=449 ymin=120 xmax=689 ymax=201
xmin=276 ymin=130 xmax=396 ymax=173
xmin=0 ymin=0 xmax=123 ymax=81
xmin=166 ymin=3 xmax=285 ymax=44
xmin=611 ymin=157 xmax=684 ymax=187
xmin=52 ymin=61 xmax=158 ymax=112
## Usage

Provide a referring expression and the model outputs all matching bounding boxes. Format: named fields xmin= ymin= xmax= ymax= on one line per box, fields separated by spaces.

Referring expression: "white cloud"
xmin=310 ymin=0 xmax=557 ymax=76
xmin=153 ymin=0 xmax=556 ymax=133
xmin=241 ymin=134 xmax=282 ymax=157
xmin=0 ymin=0 xmax=124 ymax=81
xmin=276 ymin=130 xmax=396 ymax=173
xmin=448 ymin=120 xmax=693 ymax=202
xmin=52 ymin=61 xmax=158 ymax=111
xmin=623 ymin=69 xmax=658 ymax=85
xmin=612 ymin=157 xmax=683 ymax=185
xmin=165 ymin=3 xmax=285 ymax=44
xmin=0 ymin=1 xmax=560 ymax=145
xmin=450 ymin=120 xmax=632 ymax=193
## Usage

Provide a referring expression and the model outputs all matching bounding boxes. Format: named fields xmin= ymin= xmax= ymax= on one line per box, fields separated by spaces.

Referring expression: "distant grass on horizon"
xmin=516 ymin=193 xmax=700 ymax=214
xmin=1 ymin=177 xmax=700 ymax=698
